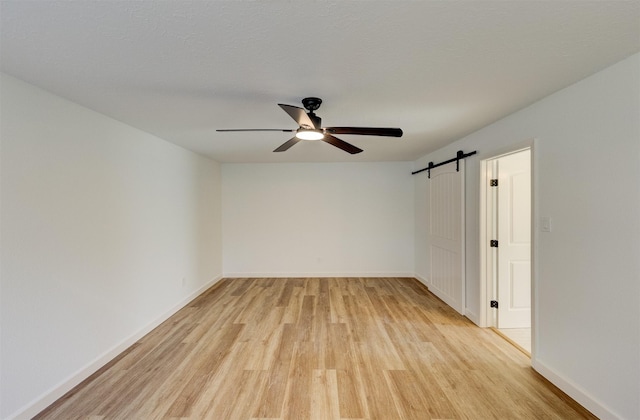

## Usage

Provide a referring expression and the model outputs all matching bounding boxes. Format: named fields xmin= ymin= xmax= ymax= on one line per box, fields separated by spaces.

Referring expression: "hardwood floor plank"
xmin=140 ymin=322 xmax=243 ymax=418
xmin=385 ymin=369 xmax=447 ymax=420
xmin=251 ymin=323 xmax=296 ymax=419
xmin=281 ymin=341 xmax=313 ymax=419
xmin=310 ymin=369 xmax=341 ymax=420
xmin=35 ymin=278 xmax=597 ymax=420
xmin=238 ymin=319 xmax=285 ymax=370
xmin=328 ymin=284 xmax=348 ymax=324
xmin=196 ymin=367 xmax=268 ymax=419
xmin=324 ymin=322 xmax=351 ymax=370
xmin=230 ymin=278 xmax=256 ymax=296
xmin=335 ymin=369 xmax=365 ymax=419
xmin=351 ymin=352 xmax=400 ymax=419
xmin=297 ymin=295 xmax=317 ymax=342
xmin=282 ymin=282 xmax=306 ymax=324
xmin=276 ymin=282 xmax=295 ymax=307
xmin=162 ymin=371 xmax=211 ymax=418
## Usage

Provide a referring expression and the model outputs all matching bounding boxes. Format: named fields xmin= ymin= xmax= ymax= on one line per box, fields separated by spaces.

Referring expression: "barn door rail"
xmin=411 ymin=150 xmax=477 ymax=178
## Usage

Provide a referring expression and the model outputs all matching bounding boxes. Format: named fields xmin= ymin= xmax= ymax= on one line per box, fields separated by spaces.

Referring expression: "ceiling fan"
xmin=217 ymin=97 xmax=403 ymax=154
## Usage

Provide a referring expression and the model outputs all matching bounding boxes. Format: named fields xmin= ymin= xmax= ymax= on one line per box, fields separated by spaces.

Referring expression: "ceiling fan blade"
xmin=322 ymin=134 xmax=363 ymax=154
xmin=217 ymin=129 xmax=294 ymax=132
xmin=273 ymin=137 xmax=301 ymax=152
xmin=325 ymin=127 xmax=403 ymax=137
xmin=278 ymin=104 xmax=317 ymax=129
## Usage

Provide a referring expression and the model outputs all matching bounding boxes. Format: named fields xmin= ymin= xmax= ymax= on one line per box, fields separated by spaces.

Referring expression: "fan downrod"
xmin=302 ymin=97 xmax=322 ymax=112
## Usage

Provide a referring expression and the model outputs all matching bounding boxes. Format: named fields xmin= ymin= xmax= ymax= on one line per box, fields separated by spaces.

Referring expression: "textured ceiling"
xmin=2 ymin=1 xmax=639 ymax=163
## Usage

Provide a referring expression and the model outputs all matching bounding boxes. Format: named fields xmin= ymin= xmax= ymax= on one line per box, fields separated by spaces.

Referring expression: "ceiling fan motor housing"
xmin=301 ymin=97 xmax=322 ymax=112
xmin=301 ymin=97 xmax=323 ymax=128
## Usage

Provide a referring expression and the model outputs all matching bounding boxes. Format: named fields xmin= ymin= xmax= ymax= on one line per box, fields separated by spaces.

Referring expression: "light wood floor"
xmin=36 ymin=278 xmax=595 ymax=419
xmin=497 ymin=328 xmax=532 ymax=355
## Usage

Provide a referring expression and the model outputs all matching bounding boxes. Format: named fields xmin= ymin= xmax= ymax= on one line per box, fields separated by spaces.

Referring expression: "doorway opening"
xmin=480 ymin=145 xmax=534 ymax=356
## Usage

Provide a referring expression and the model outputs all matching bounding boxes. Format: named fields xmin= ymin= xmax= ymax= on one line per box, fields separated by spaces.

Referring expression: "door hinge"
xmin=490 ymin=300 xmax=499 ymax=308
xmin=490 ymin=240 xmax=499 ymax=247
xmin=490 ymin=179 xmax=498 ymax=187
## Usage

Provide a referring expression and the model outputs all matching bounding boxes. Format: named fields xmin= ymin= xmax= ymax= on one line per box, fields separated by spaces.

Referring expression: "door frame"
xmin=478 ymin=139 xmax=537 ymax=355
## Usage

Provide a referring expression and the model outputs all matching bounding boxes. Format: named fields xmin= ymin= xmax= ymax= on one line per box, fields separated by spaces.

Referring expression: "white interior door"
xmin=497 ymin=150 xmax=531 ymax=328
xmin=426 ymin=161 xmax=465 ymax=314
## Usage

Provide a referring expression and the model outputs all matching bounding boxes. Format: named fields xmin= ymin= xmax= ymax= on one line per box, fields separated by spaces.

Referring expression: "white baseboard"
xmin=464 ymin=309 xmax=480 ymax=326
xmin=413 ymin=274 xmax=429 ymax=287
xmin=7 ymin=275 xmax=222 ymax=420
xmin=222 ymin=272 xmax=416 ymax=278
xmin=532 ymin=358 xmax=619 ymax=420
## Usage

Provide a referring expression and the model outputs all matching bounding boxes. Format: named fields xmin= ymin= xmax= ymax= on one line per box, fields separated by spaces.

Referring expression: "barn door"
xmin=426 ymin=161 xmax=465 ymax=314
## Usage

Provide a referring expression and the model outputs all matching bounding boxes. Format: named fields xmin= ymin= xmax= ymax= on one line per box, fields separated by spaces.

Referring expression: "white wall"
xmin=2 ymin=52 xmax=637 ymax=419
xmin=222 ymin=162 xmax=414 ymax=277
xmin=414 ymin=53 xmax=640 ymax=419
xmin=0 ymin=74 xmax=223 ymax=419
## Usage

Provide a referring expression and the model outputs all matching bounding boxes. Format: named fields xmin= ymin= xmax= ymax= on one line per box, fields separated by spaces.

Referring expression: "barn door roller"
xmin=411 ymin=150 xmax=477 ymax=178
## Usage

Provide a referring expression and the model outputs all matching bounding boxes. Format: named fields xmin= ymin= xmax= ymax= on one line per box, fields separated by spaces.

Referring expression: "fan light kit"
xmin=217 ymin=97 xmax=403 ymax=154
xmin=296 ymin=130 xmax=324 ymax=141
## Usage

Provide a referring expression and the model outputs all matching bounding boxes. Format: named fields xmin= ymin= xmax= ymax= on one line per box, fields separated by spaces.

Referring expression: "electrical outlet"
xmin=540 ymin=217 xmax=552 ymax=232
